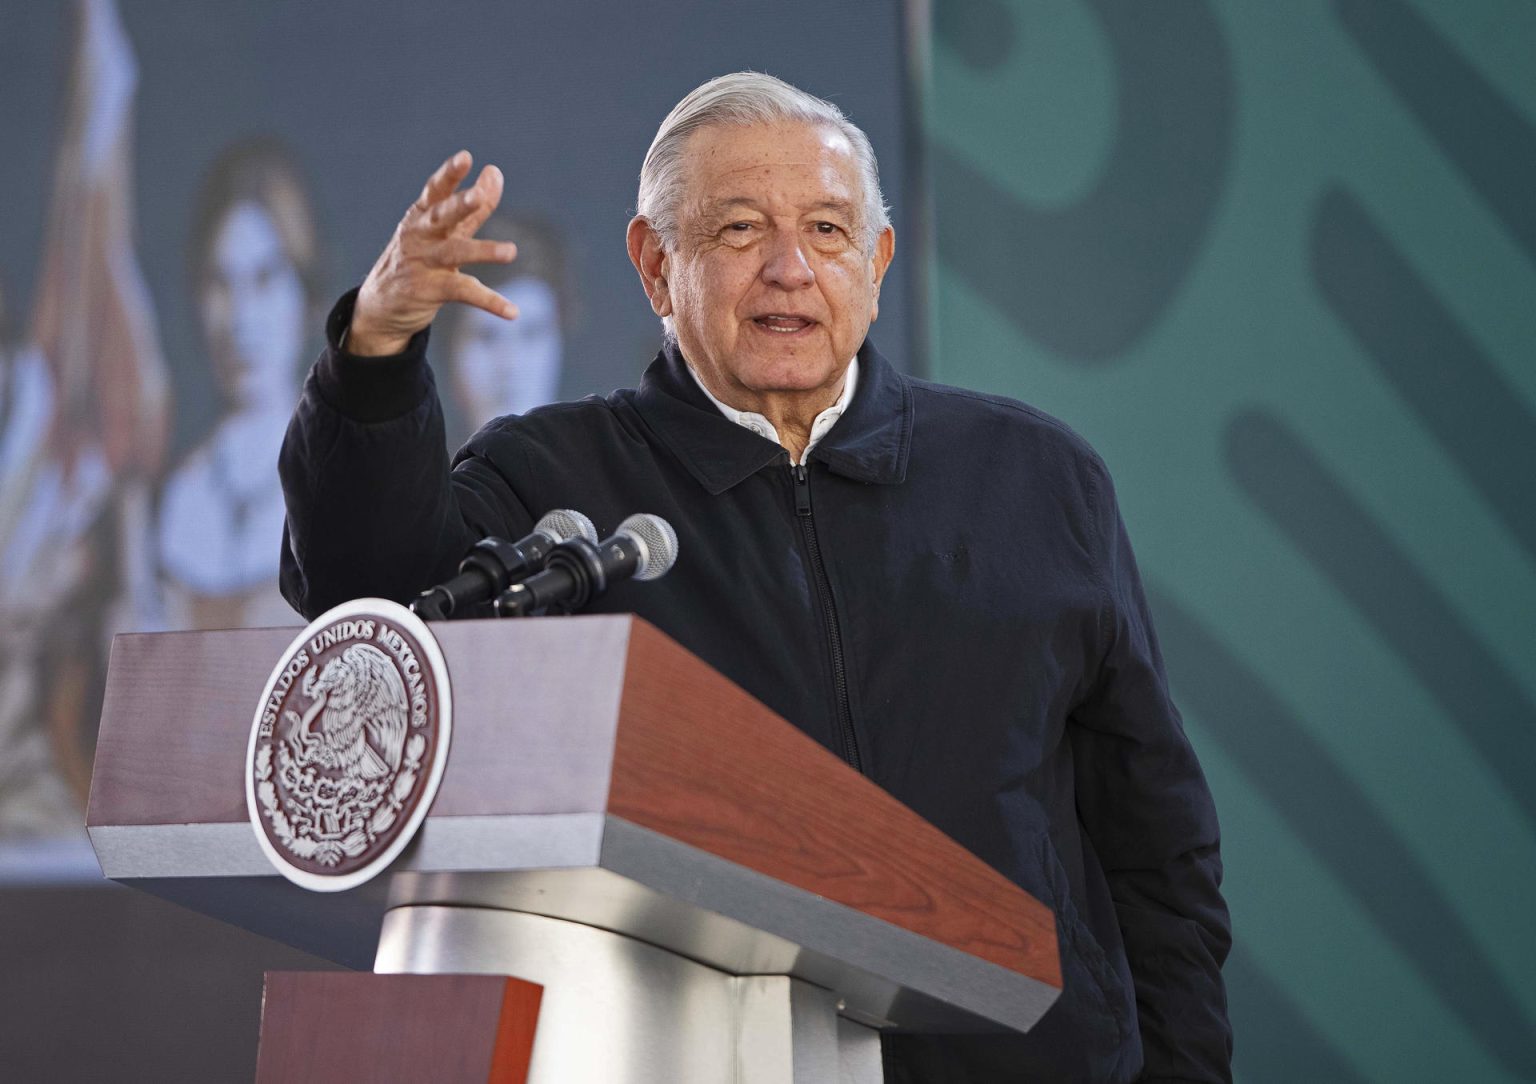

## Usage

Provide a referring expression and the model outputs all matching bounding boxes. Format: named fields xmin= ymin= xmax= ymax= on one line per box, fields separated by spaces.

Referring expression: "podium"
xmin=88 ymin=615 xmax=1060 ymax=1082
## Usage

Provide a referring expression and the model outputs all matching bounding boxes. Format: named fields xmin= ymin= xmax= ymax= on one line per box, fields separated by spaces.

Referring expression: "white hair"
xmin=636 ymin=71 xmax=891 ymax=256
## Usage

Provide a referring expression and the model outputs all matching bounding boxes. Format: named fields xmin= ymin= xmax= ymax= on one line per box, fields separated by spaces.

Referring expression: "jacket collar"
xmin=633 ymin=338 xmax=912 ymax=495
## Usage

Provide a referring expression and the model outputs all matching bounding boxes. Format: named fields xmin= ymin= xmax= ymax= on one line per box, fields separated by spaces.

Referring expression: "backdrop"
xmin=2 ymin=2 xmax=1531 ymax=1082
xmin=926 ymin=1 xmax=1536 ymax=1081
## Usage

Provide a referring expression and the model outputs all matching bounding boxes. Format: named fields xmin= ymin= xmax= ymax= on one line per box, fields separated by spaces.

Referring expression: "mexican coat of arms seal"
xmin=245 ymin=598 xmax=452 ymax=891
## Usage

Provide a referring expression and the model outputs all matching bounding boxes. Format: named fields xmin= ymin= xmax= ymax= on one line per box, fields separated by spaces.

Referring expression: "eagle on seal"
xmin=284 ymin=643 xmax=409 ymax=780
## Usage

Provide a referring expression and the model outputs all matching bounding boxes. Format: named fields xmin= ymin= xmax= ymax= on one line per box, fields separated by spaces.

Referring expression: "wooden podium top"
xmin=89 ymin=614 xmax=1060 ymax=1034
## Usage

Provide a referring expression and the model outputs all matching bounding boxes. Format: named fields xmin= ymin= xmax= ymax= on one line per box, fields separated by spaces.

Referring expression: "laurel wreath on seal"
xmin=254 ymin=733 xmax=428 ymax=868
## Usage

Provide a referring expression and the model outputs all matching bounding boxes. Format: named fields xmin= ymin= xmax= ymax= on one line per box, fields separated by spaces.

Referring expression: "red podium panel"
xmin=255 ymin=972 xmax=541 ymax=1084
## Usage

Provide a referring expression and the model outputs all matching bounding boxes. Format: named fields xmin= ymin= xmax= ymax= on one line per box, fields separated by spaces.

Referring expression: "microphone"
xmin=494 ymin=513 xmax=678 ymax=618
xmin=410 ymin=508 xmax=598 ymax=620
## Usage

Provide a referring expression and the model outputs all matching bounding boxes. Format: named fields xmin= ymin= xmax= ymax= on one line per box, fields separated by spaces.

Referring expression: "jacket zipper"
xmin=792 ymin=462 xmax=864 ymax=773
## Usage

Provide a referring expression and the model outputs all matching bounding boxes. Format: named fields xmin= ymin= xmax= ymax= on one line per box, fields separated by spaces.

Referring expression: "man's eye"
xmin=814 ymin=222 xmax=841 ymax=234
xmin=728 ymin=222 xmax=754 ymax=232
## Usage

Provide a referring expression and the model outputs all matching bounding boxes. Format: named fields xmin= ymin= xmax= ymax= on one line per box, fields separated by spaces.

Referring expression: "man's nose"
xmin=761 ymin=229 xmax=815 ymax=290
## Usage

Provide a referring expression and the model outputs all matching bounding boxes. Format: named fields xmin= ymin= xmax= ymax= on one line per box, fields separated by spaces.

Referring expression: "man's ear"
xmin=869 ymin=225 xmax=895 ymax=323
xmin=626 ymin=216 xmax=673 ymax=318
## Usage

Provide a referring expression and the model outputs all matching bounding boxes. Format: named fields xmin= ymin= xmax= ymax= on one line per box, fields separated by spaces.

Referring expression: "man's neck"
xmin=685 ymin=357 xmax=859 ymax=465
xmin=754 ymin=390 xmax=839 ymax=462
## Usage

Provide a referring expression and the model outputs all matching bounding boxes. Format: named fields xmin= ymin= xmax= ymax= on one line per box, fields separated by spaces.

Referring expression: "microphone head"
xmin=534 ymin=508 xmax=598 ymax=546
xmin=616 ymin=513 xmax=679 ymax=581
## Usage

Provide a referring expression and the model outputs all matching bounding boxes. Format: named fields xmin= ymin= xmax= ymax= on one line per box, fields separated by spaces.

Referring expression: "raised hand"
xmin=347 ymin=151 xmax=519 ymax=357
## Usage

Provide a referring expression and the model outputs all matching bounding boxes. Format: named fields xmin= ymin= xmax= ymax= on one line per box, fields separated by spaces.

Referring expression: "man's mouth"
xmin=752 ymin=315 xmax=816 ymax=334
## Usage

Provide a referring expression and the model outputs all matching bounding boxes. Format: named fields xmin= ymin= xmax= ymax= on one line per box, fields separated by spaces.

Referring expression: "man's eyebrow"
xmin=698 ymin=197 xmax=859 ymax=217
xmin=804 ymin=200 xmax=858 ymax=217
xmin=699 ymin=197 xmax=761 ymax=215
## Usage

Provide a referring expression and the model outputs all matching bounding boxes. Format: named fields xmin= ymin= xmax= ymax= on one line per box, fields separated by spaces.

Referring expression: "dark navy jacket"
xmin=280 ymin=292 xmax=1232 ymax=1083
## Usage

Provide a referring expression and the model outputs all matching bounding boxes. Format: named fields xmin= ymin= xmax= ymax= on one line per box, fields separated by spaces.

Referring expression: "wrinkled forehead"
xmin=677 ymin=120 xmax=862 ymax=216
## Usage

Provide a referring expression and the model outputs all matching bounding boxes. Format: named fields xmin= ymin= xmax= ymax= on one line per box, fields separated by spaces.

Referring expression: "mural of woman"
xmin=0 ymin=0 xmax=170 ymax=837
xmin=158 ymin=138 xmax=318 ymax=631
xmin=440 ymin=215 xmax=568 ymax=445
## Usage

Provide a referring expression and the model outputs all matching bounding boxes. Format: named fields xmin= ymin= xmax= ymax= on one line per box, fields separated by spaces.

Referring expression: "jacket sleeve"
xmin=279 ymin=289 xmax=534 ymax=619
xmin=1070 ymin=456 xmax=1233 ymax=1083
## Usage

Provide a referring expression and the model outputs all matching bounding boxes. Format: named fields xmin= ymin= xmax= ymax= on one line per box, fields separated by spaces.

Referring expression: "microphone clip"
xmin=495 ymin=537 xmax=606 ymax=617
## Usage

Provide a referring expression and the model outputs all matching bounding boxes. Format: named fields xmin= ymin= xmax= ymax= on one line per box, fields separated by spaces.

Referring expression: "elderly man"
xmin=280 ymin=73 xmax=1231 ymax=1083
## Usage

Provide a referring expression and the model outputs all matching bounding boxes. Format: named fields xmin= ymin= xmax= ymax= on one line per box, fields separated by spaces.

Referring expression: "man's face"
xmin=648 ymin=121 xmax=894 ymax=412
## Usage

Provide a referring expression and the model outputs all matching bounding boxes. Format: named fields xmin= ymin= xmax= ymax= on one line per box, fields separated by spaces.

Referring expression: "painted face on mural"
xmin=449 ymin=274 xmax=563 ymax=426
xmin=201 ymin=201 xmax=305 ymax=411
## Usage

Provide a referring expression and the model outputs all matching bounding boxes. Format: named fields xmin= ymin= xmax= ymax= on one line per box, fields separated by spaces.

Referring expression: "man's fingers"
xmin=445 ymin=272 xmax=518 ymax=320
xmin=382 ymin=156 xmax=514 ymax=330
xmin=422 ymin=185 xmax=485 ymax=232
xmin=418 ymin=165 xmax=505 ymax=236
xmin=475 ymin=163 xmax=503 ymax=201
xmin=430 ymin=238 xmax=518 ymax=269
xmin=415 ymin=150 xmax=473 ymax=210
xmin=459 ymin=164 xmax=504 ymax=235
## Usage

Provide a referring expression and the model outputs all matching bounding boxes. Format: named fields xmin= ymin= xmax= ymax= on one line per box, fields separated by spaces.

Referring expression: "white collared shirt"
xmin=686 ymin=358 xmax=859 ymax=466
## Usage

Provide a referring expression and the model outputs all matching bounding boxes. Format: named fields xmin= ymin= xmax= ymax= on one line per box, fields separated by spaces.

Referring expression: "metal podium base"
xmin=375 ymin=905 xmax=884 ymax=1083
